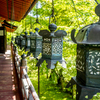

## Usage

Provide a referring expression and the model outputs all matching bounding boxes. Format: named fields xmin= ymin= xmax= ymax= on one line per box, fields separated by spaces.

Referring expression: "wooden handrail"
xmin=11 ymin=42 xmax=39 ymax=100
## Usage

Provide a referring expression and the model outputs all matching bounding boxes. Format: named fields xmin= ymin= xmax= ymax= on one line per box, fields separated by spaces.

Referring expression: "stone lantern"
xmin=36 ymin=23 xmax=67 ymax=69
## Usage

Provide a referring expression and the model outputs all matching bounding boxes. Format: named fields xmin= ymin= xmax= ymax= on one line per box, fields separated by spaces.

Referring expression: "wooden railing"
xmin=11 ymin=41 xmax=39 ymax=100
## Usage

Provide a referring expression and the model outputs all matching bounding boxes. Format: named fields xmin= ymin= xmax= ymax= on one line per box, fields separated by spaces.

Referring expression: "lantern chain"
xmin=33 ymin=1 xmax=41 ymax=29
xmin=95 ymin=0 xmax=99 ymax=4
xmin=36 ymin=2 xmax=39 ymax=23
xmin=49 ymin=0 xmax=56 ymax=24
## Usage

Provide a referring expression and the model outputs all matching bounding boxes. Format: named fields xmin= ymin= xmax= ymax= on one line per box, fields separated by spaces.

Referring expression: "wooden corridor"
xmin=0 ymin=46 xmax=21 ymax=100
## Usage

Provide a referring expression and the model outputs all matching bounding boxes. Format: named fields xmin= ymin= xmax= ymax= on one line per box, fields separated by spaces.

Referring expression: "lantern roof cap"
xmin=21 ymin=54 xmax=26 ymax=59
xmin=49 ymin=23 xmax=57 ymax=31
xmin=31 ymin=28 xmax=42 ymax=37
xmin=30 ymin=31 xmax=34 ymax=35
xmin=35 ymin=28 xmax=39 ymax=32
xmin=39 ymin=24 xmax=67 ymax=38
xmin=25 ymin=31 xmax=28 ymax=35
xmin=71 ymin=4 xmax=100 ymax=44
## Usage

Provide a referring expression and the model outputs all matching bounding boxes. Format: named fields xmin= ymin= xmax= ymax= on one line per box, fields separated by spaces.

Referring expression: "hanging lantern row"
xmin=15 ymin=28 xmax=42 ymax=58
xmin=14 ymin=1 xmax=100 ymax=99
xmin=14 ymin=23 xmax=67 ymax=68
xmin=14 ymin=0 xmax=67 ymax=70
xmin=30 ymin=28 xmax=42 ymax=58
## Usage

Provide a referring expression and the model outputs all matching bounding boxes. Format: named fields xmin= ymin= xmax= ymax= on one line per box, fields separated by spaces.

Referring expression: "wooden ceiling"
xmin=0 ymin=0 xmax=38 ymax=21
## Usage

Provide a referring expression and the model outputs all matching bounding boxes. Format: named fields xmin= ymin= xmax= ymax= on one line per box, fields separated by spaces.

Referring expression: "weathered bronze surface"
xmin=71 ymin=4 xmax=100 ymax=44
xmin=30 ymin=28 xmax=42 ymax=58
xmin=67 ymin=4 xmax=100 ymax=100
xmin=71 ymin=4 xmax=100 ymax=87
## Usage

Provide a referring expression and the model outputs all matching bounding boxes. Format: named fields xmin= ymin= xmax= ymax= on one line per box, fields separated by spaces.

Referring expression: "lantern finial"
xmin=30 ymin=31 xmax=33 ymax=35
xmin=95 ymin=4 xmax=100 ymax=20
xmin=35 ymin=28 xmax=39 ymax=32
xmin=21 ymin=53 xmax=26 ymax=59
xmin=25 ymin=31 xmax=28 ymax=35
xmin=49 ymin=23 xmax=57 ymax=32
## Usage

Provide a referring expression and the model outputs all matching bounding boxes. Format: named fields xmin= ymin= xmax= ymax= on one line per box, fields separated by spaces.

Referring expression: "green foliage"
xmin=27 ymin=59 xmax=75 ymax=100
xmin=91 ymin=93 xmax=100 ymax=100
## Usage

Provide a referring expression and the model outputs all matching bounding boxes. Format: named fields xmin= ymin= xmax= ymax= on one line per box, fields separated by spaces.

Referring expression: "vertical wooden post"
xmin=13 ymin=46 xmax=17 ymax=67
xmin=20 ymin=54 xmax=27 ymax=99
xmin=11 ymin=41 xmax=13 ymax=55
xmin=20 ymin=54 xmax=27 ymax=72
xmin=11 ymin=41 xmax=14 ymax=60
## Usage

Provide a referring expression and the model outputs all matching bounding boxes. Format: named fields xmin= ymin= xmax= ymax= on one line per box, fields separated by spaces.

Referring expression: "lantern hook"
xmin=71 ymin=29 xmax=77 ymax=43
xmin=33 ymin=2 xmax=42 ymax=29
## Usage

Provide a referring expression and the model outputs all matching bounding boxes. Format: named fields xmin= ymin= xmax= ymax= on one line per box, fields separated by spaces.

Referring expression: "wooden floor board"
xmin=0 ymin=46 xmax=21 ymax=100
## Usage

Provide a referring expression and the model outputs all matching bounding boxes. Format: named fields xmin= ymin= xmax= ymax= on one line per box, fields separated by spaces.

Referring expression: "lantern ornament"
xmin=30 ymin=28 xmax=42 ymax=58
xmin=37 ymin=23 xmax=67 ymax=69
xmin=71 ymin=4 xmax=100 ymax=88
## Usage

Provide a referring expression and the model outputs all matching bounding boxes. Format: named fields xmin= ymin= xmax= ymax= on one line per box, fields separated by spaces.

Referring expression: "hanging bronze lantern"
xmin=20 ymin=34 xmax=26 ymax=49
xmin=36 ymin=23 xmax=67 ymax=69
xmin=15 ymin=36 xmax=19 ymax=45
xmin=24 ymin=31 xmax=30 ymax=51
xmin=71 ymin=4 xmax=100 ymax=87
xmin=17 ymin=35 xmax=21 ymax=47
xmin=30 ymin=28 xmax=42 ymax=58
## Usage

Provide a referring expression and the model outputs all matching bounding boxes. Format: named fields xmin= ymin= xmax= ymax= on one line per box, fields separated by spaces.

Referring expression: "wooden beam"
xmin=6 ymin=0 xmax=9 ymax=20
xmin=22 ymin=0 xmax=38 ymax=19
